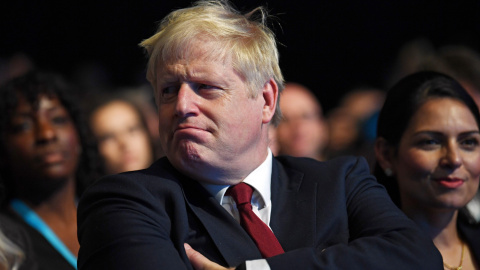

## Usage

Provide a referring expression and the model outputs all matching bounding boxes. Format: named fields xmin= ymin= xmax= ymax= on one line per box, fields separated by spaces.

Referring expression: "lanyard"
xmin=10 ymin=199 xmax=77 ymax=269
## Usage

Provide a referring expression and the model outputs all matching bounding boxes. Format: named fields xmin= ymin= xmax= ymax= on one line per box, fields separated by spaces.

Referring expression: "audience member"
xmin=118 ymin=85 xmax=165 ymax=159
xmin=386 ymin=39 xmax=480 ymax=109
xmin=0 ymin=71 xmax=103 ymax=270
xmin=385 ymin=38 xmax=437 ymax=89
xmin=0 ymin=218 xmax=25 ymax=270
xmin=0 ymin=181 xmax=37 ymax=270
xmin=77 ymin=1 xmax=442 ymax=269
xmin=387 ymin=39 xmax=480 ymax=222
xmin=276 ymin=82 xmax=328 ymax=160
xmin=438 ymin=46 xmax=480 ymax=104
xmin=325 ymin=87 xmax=385 ymax=167
xmin=86 ymin=93 xmax=155 ymax=175
xmin=374 ymin=71 xmax=480 ymax=269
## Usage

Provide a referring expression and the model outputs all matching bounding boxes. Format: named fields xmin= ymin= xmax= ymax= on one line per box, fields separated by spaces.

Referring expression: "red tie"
xmin=226 ymin=182 xmax=284 ymax=258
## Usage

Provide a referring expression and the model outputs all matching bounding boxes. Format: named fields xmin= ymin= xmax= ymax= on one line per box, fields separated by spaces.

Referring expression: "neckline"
xmin=9 ymin=198 xmax=77 ymax=269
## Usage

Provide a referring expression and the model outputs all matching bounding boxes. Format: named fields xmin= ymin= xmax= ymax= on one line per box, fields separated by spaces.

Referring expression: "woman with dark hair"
xmin=85 ymin=92 xmax=155 ymax=175
xmin=374 ymin=71 xmax=480 ymax=270
xmin=0 ymin=71 xmax=103 ymax=269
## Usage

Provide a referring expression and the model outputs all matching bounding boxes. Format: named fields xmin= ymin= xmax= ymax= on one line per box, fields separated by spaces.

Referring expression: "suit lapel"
xmin=180 ymin=177 xmax=262 ymax=266
xmin=270 ymin=158 xmax=317 ymax=251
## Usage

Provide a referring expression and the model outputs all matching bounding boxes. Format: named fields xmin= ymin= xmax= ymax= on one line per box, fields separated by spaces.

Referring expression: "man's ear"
xmin=374 ymin=137 xmax=395 ymax=175
xmin=261 ymin=78 xmax=278 ymax=124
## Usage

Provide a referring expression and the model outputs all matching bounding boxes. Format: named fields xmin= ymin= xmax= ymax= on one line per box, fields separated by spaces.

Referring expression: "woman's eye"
xmin=417 ymin=138 xmax=440 ymax=150
xmin=461 ymin=138 xmax=479 ymax=149
xmin=98 ymin=134 xmax=114 ymax=143
xmin=421 ymin=139 xmax=438 ymax=145
xmin=52 ymin=115 xmax=69 ymax=125
xmin=9 ymin=121 xmax=31 ymax=133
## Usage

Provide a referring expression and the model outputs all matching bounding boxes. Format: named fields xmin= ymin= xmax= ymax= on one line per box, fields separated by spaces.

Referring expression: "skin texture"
xmin=391 ymin=98 xmax=480 ymax=211
xmin=185 ymin=244 xmax=234 ymax=270
xmin=155 ymin=40 xmax=277 ymax=186
xmin=276 ymin=84 xmax=327 ymax=160
xmin=90 ymin=100 xmax=153 ymax=174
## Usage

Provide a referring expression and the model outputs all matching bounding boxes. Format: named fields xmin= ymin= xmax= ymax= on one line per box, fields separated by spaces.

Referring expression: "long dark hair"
xmin=0 ymin=70 xmax=104 ymax=206
xmin=374 ymin=71 xmax=480 ymax=207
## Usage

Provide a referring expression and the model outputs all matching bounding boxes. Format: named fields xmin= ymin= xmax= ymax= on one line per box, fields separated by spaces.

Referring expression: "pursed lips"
xmin=175 ymin=124 xmax=208 ymax=133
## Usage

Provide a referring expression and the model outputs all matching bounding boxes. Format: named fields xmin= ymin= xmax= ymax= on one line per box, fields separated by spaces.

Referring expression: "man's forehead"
xmin=158 ymin=58 xmax=230 ymax=80
xmin=157 ymin=45 xmax=236 ymax=82
xmin=162 ymin=36 xmax=230 ymax=64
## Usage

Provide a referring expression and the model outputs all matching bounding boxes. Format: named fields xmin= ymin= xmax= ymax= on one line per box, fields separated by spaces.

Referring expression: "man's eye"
xmin=198 ymin=84 xmax=216 ymax=90
xmin=162 ymin=86 xmax=178 ymax=96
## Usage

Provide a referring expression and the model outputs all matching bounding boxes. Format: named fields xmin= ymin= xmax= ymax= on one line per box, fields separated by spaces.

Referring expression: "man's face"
xmin=277 ymin=87 xmax=327 ymax=159
xmin=155 ymin=41 xmax=273 ymax=184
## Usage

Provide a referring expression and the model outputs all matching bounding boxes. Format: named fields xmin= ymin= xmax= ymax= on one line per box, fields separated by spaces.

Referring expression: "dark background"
xmin=1 ymin=0 xmax=479 ymax=113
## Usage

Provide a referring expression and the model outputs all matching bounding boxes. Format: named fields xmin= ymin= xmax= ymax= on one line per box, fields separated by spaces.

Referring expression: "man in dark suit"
xmin=77 ymin=1 xmax=443 ymax=269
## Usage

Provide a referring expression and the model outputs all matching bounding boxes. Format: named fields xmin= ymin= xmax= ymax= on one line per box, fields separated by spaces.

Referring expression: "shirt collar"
xmin=202 ymin=148 xmax=273 ymax=207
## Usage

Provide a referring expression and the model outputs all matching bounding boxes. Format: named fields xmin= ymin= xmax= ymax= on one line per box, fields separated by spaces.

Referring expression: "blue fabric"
xmin=10 ymin=199 xmax=77 ymax=269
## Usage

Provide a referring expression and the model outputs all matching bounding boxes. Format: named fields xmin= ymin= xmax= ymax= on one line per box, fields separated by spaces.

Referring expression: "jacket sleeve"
xmin=77 ymin=172 xmax=192 ymax=270
xmin=266 ymin=156 xmax=443 ymax=270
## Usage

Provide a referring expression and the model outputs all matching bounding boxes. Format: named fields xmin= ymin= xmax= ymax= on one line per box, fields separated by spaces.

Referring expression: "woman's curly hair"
xmin=0 ymin=70 xmax=104 ymax=206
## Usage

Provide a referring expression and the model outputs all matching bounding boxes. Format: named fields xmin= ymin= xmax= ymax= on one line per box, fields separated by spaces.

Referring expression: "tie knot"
xmin=226 ymin=182 xmax=253 ymax=205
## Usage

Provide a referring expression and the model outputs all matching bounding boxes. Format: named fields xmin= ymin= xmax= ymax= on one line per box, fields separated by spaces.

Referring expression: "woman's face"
xmin=4 ymin=94 xmax=81 ymax=185
xmin=90 ymin=100 xmax=153 ymax=174
xmin=392 ymin=98 xmax=480 ymax=211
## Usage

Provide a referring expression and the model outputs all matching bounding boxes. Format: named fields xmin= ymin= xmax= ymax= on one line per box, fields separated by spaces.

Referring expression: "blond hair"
xmin=139 ymin=0 xmax=284 ymax=124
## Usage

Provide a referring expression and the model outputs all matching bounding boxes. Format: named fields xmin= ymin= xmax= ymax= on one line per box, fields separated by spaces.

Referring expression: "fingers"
xmin=184 ymin=243 xmax=234 ymax=270
xmin=185 ymin=243 xmax=206 ymax=270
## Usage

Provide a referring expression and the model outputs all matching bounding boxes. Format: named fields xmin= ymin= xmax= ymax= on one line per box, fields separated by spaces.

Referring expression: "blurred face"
xmin=277 ymin=87 xmax=326 ymax=159
xmin=156 ymin=40 xmax=272 ymax=184
xmin=327 ymin=108 xmax=359 ymax=152
xmin=4 ymin=94 xmax=81 ymax=188
xmin=90 ymin=100 xmax=153 ymax=174
xmin=392 ymin=98 xmax=480 ymax=211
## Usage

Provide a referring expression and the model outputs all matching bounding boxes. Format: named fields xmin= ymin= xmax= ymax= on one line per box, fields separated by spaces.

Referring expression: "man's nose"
xmin=175 ymin=83 xmax=200 ymax=117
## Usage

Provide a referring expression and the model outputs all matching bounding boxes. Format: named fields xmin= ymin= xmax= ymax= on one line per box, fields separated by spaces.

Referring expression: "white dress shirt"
xmin=202 ymin=149 xmax=274 ymax=270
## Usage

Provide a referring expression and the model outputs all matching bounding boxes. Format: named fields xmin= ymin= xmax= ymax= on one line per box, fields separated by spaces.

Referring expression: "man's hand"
xmin=184 ymin=243 xmax=235 ymax=270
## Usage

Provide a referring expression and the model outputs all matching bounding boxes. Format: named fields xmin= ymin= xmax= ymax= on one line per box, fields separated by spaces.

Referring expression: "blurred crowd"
xmin=1 ymin=39 xmax=480 ymax=171
xmin=2 ymin=38 xmax=480 ymax=173
xmin=1 ymin=36 xmax=480 ymax=269
xmin=272 ymin=39 xmax=480 ymax=170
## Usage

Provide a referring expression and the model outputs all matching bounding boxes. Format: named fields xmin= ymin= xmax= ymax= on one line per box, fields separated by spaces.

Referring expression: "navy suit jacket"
xmin=77 ymin=155 xmax=442 ymax=269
